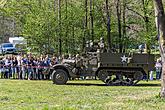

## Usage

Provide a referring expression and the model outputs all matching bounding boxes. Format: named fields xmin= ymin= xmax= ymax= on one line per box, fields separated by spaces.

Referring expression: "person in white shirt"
xmin=17 ymin=55 xmax=22 ymax=79
xmin=155 ymin=59 xmax=162 ymax=80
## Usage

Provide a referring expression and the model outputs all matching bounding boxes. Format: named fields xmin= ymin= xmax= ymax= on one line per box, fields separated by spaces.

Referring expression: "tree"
xmin=122 ymin=0 xmax=126 ymax=53
xmin=153 ymin=0 xmax=165 ymax=98
xmin=90 ymin=0 xmax=94 ymax=42
xmin=65 ymin=0 xmax=68 ymax=53
xmin=84 ymin=0 xmax=88 ymax=43
xmin=105 ymin=0 xmax=111 ymax=52
xmin=116 ymin=0 xmax=122 ymax=53
xmin=58 ymin=0 xmax=62 ymax=55
xmin=1 ymin=0 xmax=157 ymax=55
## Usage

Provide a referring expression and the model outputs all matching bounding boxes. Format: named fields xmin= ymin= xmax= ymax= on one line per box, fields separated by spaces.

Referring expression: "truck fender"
xmin=52 ymin=64 xmax=78 ymax=78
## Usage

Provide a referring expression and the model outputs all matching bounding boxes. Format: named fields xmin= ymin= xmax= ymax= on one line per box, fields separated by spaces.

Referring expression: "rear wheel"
xmin=97 ymin=69 xmax=109 ymax=82
xmin=52 ymin=69 xmax=68 ymax=85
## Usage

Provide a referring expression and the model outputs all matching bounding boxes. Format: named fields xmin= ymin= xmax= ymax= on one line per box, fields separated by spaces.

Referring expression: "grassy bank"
xmin=0 ymin=79 xmax=164 ymax=110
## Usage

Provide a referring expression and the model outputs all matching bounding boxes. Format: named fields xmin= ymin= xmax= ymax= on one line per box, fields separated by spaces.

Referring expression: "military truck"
xmin=51 ymin=40 xmax=155 ymax=86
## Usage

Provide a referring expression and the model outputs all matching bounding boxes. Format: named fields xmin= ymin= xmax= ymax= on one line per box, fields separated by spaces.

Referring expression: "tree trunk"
xmin=105 ymin=0 xmax=111 ymax=52
xmin=47 ymin=23 xmax=50 ymax=54
xmin=122 ymin=0 xmax=126 ymax=53
xmin=142 ymin=0 xmax=149 ymax=32
xmin=72 ymin=26 xmax=75 ymax=53
xmin=82 ymin=0 xmax=88 ymax=51
xmin=54 ymin=0 xmax=56 ymax=13
xmin=142 ymin=0 xmax=150 ymax=53
xmin=153 ymin=0 xmax=165 ymax=98
xmin=58 ymin=0 xmax=62 ymax=55
xmin=2 ymin=16 xmax=5 ymax=43
xmin=65 ymin=0 xmax=68 ymax=53
xmin=116 ymin=0 xmax=122 ymax=53
xmin=38 ymin=0 xmax=42 ymax=7
xmin=84 ymin=0 xmax=88 ymax=42
xmin=90 ymin=0 xmax=94 ymax=42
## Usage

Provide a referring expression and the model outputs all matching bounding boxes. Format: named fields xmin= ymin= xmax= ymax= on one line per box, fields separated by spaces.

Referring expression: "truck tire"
xmin=52 ymin=69 xmax=68 ymax=85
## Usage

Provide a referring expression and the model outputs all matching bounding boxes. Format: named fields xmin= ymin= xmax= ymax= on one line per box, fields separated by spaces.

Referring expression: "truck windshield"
xmin=2 ymin=44 xmax=13 ymax=48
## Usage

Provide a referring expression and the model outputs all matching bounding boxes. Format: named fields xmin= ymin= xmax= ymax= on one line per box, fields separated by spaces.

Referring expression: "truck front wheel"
xmin=52 ymin=69 xmax=68 ymax=85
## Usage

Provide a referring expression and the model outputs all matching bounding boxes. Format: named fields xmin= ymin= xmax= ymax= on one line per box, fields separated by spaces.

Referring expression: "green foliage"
xmin=1 ymin=0 xmax=157 ymax=54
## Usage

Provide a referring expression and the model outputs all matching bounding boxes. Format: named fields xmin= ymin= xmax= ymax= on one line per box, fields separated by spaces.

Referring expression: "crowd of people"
xmin=0 ymin=52 xmax=163 ymax=81
xmin=0 ymin=54 xmax=59 ymax=80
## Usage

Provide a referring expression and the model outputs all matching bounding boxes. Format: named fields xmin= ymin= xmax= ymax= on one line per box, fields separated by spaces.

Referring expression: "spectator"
xmin=21 ymin=56 xmax=27 ymax=80
xmin=43 ymin=56 xmax=51 ymax=80
xmin=155 ymin=59 xmax=162 ymax=80
xmin=149 ymin=71 xmax=154 ymax=80
xmin=17 ymin=55 xmax=22 ymax=79
xmin=0 ymin=59 xmax=4 ymax=78
xmin=27 ymin=57 xmax=33 ymax=80
xmin=38 ymin=57 xmax=44 ymax=80
xmin=33 ymin=57 xmax=38 ymax=80
xmin=11 ymin=56 xmax=18 ymax=79
xmin=4 ymin=56 xmax=11 ymax=78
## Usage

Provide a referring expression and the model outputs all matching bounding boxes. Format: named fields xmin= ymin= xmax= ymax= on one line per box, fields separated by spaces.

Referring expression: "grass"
xmin=0 ymin=79 xmax=164 ymax=110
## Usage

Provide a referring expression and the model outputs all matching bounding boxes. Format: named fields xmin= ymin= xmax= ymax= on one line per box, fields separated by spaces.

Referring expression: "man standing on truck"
xmin=139 ymin=44 xmax=144 ymax=53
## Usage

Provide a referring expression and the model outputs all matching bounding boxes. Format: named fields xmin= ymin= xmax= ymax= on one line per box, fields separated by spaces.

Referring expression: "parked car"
xmin=0 ymin=43 xmax=17 ymax=55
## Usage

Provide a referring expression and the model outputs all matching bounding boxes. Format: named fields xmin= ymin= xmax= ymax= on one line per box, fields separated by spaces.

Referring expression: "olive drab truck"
xmin=51 ymin=39 xmax=155 ymax=86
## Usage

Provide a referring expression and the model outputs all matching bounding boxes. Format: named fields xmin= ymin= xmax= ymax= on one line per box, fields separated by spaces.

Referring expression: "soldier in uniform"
xmin=75 ymin=54 xmax=83 ymax=75
xmin=99 ymin=37 xmax=105 ymax=53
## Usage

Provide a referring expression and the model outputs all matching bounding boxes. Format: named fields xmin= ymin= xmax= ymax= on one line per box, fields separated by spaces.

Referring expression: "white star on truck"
xmin=121 ymin=55 xmax=128 ymax=63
